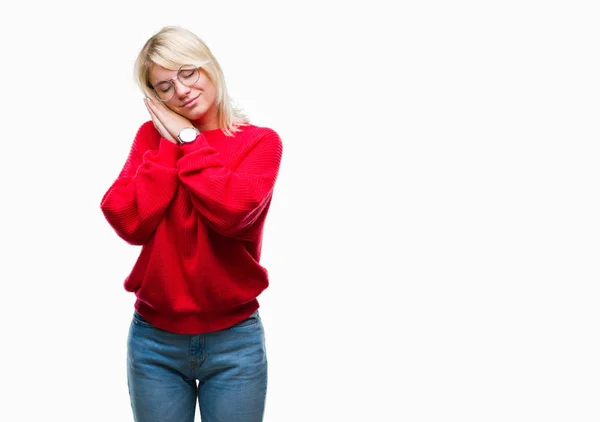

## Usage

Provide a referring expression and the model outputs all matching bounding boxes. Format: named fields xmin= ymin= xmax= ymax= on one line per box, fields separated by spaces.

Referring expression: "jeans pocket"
xmin=229 ymin=310 xmax=261 ymax=329
xmin=132 ymin=311 xmax=154 ymax=328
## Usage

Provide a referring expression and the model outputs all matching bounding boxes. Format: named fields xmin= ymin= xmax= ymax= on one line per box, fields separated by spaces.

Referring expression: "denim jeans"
xmin=127 ymin=309 xmax=268 ymax=422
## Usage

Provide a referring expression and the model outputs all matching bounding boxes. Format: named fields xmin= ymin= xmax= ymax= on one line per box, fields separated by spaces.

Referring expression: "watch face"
xmin=179 ymin=128 xmax=199 ymax=143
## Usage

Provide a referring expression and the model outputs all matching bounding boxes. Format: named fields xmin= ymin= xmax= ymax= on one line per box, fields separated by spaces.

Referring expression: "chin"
xmin=186 ymin=109 xmax=207 ymax=121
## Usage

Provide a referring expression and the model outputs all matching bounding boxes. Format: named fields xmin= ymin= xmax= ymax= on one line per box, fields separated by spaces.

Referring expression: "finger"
xmin=144 ymin=100 xmax=173 ymax=140
xmin=145 ymin=96 xmax=168 ymax=119
xmin=146 ymin=97 xmax=175 ymax=132
xmin=144 ymin=98 xmax=158 ymax=119
xmin=152 ymin=116 xmax=169 ymax=138
xmin=144 ymin=103 xmax=160 ymax=129
xmin=144 ymin=96 xmax=192 ymax=141
xmin=145 ymin=99 xmax=179 ymax=138
xmin=144 ymin=97 xmax=159 ymax=116
xmin=145 ymin=99 xmax=166 ymax=128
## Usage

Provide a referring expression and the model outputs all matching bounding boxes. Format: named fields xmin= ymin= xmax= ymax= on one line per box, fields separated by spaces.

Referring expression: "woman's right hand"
xmin=144 ymin=97 xmax=178 ymax=144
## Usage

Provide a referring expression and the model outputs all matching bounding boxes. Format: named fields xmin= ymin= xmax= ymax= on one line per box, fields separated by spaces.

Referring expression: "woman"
xmin=100 ymin=26 xmax=282 ymax=422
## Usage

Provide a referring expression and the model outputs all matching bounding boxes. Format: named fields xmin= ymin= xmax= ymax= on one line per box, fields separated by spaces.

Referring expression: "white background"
xmin=1 ymin=0 xmax=599 ymax=421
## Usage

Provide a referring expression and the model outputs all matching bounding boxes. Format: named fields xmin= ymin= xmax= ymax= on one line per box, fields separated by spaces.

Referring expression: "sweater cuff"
xmin=179 ymin=133 xmax=210 ymax=155
xmin=148 ymin=138 xmax=182 ymax=167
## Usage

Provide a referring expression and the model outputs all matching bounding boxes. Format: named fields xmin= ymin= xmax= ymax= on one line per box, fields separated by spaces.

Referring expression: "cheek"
xmin=196 ymin=78 xmax=217 ymax=99
xmin=207 ymin=85 xmax=219 ymax=104
xmin=165 ymin=101 xmax=180 ymax=112
xmin=197 ymin=84 xmax=217 ymax=106
xmin=205 ymin=90 xmax=216 ymax=105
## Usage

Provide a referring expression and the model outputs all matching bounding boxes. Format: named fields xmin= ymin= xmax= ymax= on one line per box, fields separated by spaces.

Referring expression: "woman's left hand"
xmin=144 ymin=96 xmax=194 ymax=142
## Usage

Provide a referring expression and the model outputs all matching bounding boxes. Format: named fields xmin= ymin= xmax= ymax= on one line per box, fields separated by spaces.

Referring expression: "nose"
xmin=173 ymin=79 xmax=191 ymax=98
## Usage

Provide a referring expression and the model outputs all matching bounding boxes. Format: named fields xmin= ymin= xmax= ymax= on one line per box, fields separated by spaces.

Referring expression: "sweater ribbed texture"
xmin=100 ymin=121 xmax=283 ymax=334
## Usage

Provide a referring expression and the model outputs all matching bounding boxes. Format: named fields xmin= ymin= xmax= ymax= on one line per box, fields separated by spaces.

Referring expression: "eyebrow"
xmin=151 ymin=79 xmax=170 ymax=88
xmin=149 ymin=73 xmax=176 ymax=89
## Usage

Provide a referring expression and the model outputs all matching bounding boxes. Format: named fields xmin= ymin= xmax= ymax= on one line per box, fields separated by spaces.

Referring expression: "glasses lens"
xmin=178 ymin=65 xmax=200 ymax=86
xmin=154 ymin=81 xmax=174 ymax=101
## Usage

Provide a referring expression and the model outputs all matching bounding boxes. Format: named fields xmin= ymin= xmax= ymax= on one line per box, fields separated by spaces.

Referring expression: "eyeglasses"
xmin=150 ymin=65 xmax=201 ymax=101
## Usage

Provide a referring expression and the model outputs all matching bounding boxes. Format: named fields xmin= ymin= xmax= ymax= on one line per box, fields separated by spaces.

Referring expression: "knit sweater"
xmin=100 ymin=121 xmax=283 ymax=334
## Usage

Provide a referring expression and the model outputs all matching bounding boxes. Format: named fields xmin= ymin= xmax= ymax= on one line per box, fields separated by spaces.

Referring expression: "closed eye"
xmin=180 ymin=69 xmax=197 ymax=79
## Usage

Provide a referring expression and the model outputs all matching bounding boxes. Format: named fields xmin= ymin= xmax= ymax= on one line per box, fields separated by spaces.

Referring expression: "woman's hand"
xmin=144 ymin=96 xmax=194 ymax=144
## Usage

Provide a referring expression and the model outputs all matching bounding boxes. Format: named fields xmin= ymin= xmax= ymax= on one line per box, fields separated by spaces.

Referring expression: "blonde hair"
xmin=134 ymin=26 xmax=248 ymax=136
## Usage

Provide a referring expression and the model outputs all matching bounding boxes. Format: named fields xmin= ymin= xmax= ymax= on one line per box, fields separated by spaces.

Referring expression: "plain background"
xmin=1 ymin=0 xmax=599 ymax=421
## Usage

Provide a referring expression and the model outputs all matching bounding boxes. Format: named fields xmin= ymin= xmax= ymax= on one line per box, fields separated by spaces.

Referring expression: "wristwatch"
xmin=177 ymin=127 xmax=200 ymax=144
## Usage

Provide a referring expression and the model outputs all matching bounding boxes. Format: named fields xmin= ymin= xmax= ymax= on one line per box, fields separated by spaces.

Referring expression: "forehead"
xmin=149 ymin=65 xmax=179 ymax=85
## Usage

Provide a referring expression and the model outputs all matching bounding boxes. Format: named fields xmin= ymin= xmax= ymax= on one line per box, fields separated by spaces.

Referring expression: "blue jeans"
xmin=127 ymin=310 xmax=268 ymax=422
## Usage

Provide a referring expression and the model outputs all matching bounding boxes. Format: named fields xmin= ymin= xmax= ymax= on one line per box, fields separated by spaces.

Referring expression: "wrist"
xmin=177 ymin=127 xmax=200 ymax=144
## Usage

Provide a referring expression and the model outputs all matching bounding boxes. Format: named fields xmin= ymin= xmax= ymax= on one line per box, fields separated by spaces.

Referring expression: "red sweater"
xmin=100 ymin=121 xmax=282 ymax=334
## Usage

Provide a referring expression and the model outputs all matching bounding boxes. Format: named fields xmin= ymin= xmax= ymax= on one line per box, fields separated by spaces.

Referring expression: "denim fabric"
xmin=127 ymin=310 xmax=268 ymax=422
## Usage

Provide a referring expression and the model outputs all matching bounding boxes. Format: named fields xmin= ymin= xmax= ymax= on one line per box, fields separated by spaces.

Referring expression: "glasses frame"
xmin=150 ymin=65 xmax=201 ymax=102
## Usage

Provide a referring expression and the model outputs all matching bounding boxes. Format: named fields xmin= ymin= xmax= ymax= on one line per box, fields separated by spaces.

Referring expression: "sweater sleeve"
xmin=100 ymin=121 xmax=182 ymax=245
xmin=177 ymin=128 xmax=283 ymax=238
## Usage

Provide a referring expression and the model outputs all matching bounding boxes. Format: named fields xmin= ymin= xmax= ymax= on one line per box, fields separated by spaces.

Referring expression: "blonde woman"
xmin=100 ymin=26 xmax=282 ymax=422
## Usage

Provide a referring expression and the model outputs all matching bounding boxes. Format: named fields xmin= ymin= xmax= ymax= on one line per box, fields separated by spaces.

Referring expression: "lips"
xmin=182 ymin=94 xmax=201 ymax=108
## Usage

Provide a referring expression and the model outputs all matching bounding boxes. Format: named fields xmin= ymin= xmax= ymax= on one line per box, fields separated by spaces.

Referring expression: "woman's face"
xmin=148 ymin=64 xmax=219 ymax=128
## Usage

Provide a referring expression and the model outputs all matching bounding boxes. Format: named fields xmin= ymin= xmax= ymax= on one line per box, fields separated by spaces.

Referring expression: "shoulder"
xmin=137 ymin=120 xmax=159 ymax=138
xmin=133 ymin=120 xmax=161 ymax=150
xmin=237 ymin=124 xmax=282 ymax=149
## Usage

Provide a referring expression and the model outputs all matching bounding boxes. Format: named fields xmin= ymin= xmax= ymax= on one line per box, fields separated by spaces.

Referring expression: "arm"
xmin=100 ymin=121 xmax=182 ymax=245
xmin=177 ymin=129 xmax=283 ymax=238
